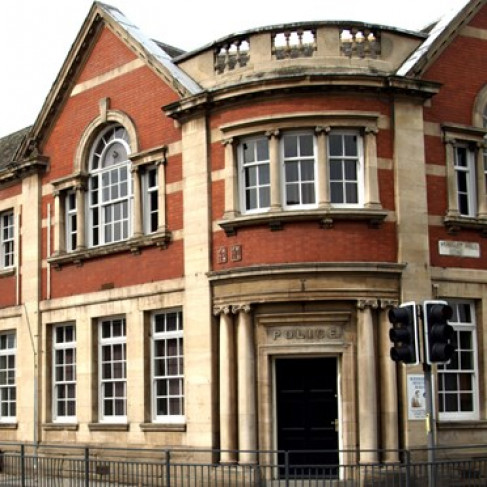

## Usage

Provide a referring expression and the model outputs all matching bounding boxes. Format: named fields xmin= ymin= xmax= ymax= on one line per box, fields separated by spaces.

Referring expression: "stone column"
xmin=316 ymin=126 xmax=331 ymax=208
xmin=364 ymin=127 xmax=381 ymax=209
xmin=52 ymin=190 xmax=63 ymax=255
xmin=131 ymin=166 xmax=143 ymax=237
xmin=75 ymin=184 xmax=86 ymax=250
xmin=445 ymin=138 xmax=460 ymax=217
xmin=156 ymin=159 xmax=168 ymax=232
xmin=379 ymin=300 xmax=399 ymax=462
xmin=476 ymin=142 xmax=487 ymax=219
xmin=215 ymin=306 xmax=238 ymax=463
xmin=267 ymin=130 xmax=282 ymax=212
xmin=234 ymin=304 xmax=257 ymax=464
xmin=223 ymin=138 xmax=238 ymax=219
xmin=357 ymin=300 xmax=379 ymax=463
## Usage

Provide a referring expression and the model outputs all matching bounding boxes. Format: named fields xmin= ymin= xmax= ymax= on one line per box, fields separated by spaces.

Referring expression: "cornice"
xmin=164 ymin=74 xmax=440 ymax=122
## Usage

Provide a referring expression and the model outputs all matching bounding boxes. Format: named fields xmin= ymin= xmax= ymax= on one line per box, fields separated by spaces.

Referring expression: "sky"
xmin=0 ymin=0 xmax=469 ymax=137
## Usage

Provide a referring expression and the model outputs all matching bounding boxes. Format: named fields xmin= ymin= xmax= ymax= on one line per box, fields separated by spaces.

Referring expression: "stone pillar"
xmin=379 ymin=300 xmax=399 ymax=462
xmin=52 ymin=190 xmax=63 ymax=255
xmin=476 ymin=142 xmax=487 ymax=219
xmin=215 ymin=306 xmax=238 ymax=463
xmin=357 ymin=300 xmax=378 ymax=463
xmin=445 ymin=138 xmax=460 ymax=217
xmin=364 ymin=127 xmax=381 ymax=209
xmin=157 ymin=160 xmax=168 ymax=232
xmin=131 ymin=166 xmax=143 ymax=237
xmin=267 ymin=130 xmax=282 ymax=212
xmin=316 ymin=126 xmax=331 ymax=208
xmin=75 ymin=184 xmax=86 ymax=250
xmin=234 ymin=304 xmax=257 ymax=464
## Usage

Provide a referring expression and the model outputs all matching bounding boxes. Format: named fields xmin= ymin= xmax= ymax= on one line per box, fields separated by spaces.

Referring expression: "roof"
xmin=0 ymin=127 xmax=31 ymax=169
xmin=96 ymin=2 xmax=201 ymax=95
xmin=397 ymin=0 xmax=475 ymax=76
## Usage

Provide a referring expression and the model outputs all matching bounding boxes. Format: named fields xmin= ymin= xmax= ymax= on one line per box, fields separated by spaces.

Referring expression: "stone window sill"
xmin=437 ymin=420 xmax=487 ymax=429
xmin=48 ymin=231 xmax=171 ymax=269
xmin=139 ymin=423 xmax=186 ymax=432
xmin=0 ymin=422 xmax=17 ymax=429
xmin=218 ymin=208 xmax=388 ymax=236
xmin=0 ymin=268 xmax=15 ymax=278
xmin=444 ymin=215 xmax=487 ymax=236
xmin=88 ymin=423 xmax=129 ymax=432
xmin=43 ymin=423 xmax=78 ymax=431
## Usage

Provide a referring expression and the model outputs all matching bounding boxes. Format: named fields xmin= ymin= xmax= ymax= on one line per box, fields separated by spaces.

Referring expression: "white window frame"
xmin=238 ymin=136 xmax=271 ymax=214
xmin=53 ymin=324 xmax=76 ymax=422
xmin=437 ymin=300 xmax=479 ymax=421
xmin=65 ymin=191 xmax=77 ymax=252
xmin=0 ymin=211 xmax=14 ymax=269
xmin=0 ymin=332 xmax=16 ymax=422
xmin=454 ymin=145 xmax=477 ymax=217
xmin=328 ymin=130 xmax=364 ymax=207
xmin=151 ymin=309 xmax=184 ymax=424
xmin=281 ymin=131 xmax=318 ymax=210
xmin=99 ymin=317 xmax=127 ymax=423
xmin=142 ymin=166 xmax=159 ymax=234
xmin=88 ymin=125 xmax=133 ymax=247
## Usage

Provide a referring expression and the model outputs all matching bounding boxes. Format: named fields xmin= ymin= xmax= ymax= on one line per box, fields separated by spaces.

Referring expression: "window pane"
xmin=299 ymin=135 xmax=314 ymax=157
xmin=301 ymin=160 xmax=314 ymax=181
xmin=329 ymin=135 xmax=342 ymax=156
xmin=285 ymin=162 xmax=299 ymax=182
xmin=302 ymin=183 xmax=315 ymax=204
xmin=284 ymin=135 xmax=298 ymax=158
xmin=330 ymin=183 xmax=343 ymax=203
xmin=344 ymin=135 xmax=358 ymax=156
xmin=256 ymin=138 xmax=269 ymax=160
xmin=329 ymin=160 xmax=343 ymax=180
xmin=286 ymin=185 xmax=299 ymax=205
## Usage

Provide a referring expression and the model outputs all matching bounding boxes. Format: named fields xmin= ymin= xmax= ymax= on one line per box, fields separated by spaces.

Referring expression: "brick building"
xmin=0 ymin=0 xmax=486 ymax=467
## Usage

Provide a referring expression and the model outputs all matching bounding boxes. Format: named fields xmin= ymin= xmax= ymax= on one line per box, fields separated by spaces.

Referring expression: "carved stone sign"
xmin=439 ymin=240 xmax=480 ymax=258
xmin=268 ymin=326 xmax=343 ymax=343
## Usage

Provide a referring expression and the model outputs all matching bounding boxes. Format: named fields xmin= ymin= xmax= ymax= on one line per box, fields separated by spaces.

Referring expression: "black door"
xmin=276 ymin=357 xmax=338 ymax=476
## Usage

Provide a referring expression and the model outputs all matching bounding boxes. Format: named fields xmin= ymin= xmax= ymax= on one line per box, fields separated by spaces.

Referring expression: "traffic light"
xmin=388 ymin=302 xmax=419 ymax=365
xmin=424 ymin=300 xmax=456 ymax=364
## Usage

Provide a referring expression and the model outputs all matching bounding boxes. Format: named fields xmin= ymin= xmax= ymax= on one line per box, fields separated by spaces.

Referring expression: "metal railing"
xmin=0 ymin=443 xmax=485 ymax=486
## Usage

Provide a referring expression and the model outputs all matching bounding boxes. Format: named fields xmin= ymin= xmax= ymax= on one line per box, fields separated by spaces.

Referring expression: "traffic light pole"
xmin=423 ymin=362 xmax=436 ymax=487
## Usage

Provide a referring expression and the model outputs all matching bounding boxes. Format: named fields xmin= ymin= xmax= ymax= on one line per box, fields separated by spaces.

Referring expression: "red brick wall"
xmin=422 ymin=5 xmax=487 ymax=271
xmin=213 ymin=221 xmax=397 ymax=270
xmin=77 ymin=28 xmax=137 ymax=84
xmin=49 ymin=241 xmax=184 ymax=298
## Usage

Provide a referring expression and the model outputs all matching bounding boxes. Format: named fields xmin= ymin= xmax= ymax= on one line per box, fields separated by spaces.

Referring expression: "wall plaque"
xmin=439 ymin=240 xmax=480 ymax=258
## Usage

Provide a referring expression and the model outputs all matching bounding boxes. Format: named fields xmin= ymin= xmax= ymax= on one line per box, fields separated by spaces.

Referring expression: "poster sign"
xmin=407 ymin=374 xmax=426 ymax=420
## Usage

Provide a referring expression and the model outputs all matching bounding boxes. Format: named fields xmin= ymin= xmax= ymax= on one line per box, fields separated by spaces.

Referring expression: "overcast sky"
xmin=0 ymin=0 xmax=469 ymax=137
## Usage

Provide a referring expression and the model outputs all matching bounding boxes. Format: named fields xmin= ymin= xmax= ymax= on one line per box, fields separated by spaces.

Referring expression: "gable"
xmin=77 ymin=26 xmax=138 ymax=84
xmin=422 ymin=2 xmax=487 ymax=126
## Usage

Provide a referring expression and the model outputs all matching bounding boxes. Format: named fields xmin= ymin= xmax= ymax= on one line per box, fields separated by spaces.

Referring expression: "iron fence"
xmin=0 ymin=443 xmax=485 ymax=486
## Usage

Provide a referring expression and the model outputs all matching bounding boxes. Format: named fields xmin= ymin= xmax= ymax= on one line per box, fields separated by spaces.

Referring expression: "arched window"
xmin=88 ymin=124 xmax=132 ymax=246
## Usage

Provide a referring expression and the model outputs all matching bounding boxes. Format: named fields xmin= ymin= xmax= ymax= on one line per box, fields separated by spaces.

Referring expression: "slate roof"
xmin=0 ymin=127 xmax=31 ymax=169
xmin=97 ymin=2 xmax=202 ymax=95
xmin=396 ymin=0 xmax=472 ymax=76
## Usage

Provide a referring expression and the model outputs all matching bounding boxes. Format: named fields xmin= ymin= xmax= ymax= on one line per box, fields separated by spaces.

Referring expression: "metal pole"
xmin=424 ymin=362 xmax=436 ymax=487
xmin=84 ymin=447 xmax=90 ymax=487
